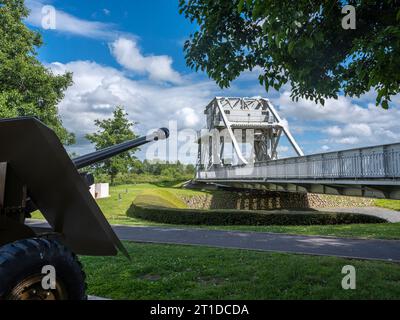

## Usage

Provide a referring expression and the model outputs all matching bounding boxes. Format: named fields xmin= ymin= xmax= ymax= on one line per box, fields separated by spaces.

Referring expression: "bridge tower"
xmin=197 ymin=97 xmax=303 ymax=170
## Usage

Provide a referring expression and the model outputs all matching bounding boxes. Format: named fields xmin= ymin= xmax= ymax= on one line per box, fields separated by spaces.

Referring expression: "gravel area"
xmin=315 ymin=207 xmax=400 ymax=223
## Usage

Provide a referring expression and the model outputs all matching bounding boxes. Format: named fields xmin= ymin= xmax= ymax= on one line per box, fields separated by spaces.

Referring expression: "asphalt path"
xmin=27 ymin=220 xmax=400 ymax=262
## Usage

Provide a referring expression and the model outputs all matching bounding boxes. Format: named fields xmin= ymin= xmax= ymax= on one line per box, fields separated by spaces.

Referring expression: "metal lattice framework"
xmin=197 ymin=97 xmax=303 ymax=170
xmin=195 ymin=97 xmax=400 ymax=199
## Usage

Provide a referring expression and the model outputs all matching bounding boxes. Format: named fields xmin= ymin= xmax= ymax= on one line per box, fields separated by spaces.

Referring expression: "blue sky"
xmin=35 ymin=1 xmax=194 ymax=71
xmin=24 ymin=0 xmax=400 ymax=163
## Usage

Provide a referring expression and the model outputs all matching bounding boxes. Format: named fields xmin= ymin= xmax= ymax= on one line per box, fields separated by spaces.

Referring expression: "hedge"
xmin=127 ymin=205 xmax=387 ymax=226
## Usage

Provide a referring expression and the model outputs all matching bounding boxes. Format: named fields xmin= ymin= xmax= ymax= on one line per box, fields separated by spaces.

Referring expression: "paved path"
xmin=88 ymin=295 xmax=110 ymax=300
xmin=315 ymin=206 xmax=400 ymax=223
xmin=27 ymin=220 xmax=400 ymax=262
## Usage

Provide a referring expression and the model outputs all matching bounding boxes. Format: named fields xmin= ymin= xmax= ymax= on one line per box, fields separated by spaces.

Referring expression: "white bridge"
xmin=195 ymin=97 xmax=400 ymax=199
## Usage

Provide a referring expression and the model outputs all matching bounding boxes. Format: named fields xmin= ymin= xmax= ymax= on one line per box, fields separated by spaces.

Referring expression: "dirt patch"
xmin=139 ymin=274 xmax=162 ymax=281
xmin=197 ymin=276 xmax=225 ymax=286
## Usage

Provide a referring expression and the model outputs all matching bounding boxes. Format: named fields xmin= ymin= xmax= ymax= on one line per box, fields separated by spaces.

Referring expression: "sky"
xmin=24 ymin=0 xmax=400 ymax=163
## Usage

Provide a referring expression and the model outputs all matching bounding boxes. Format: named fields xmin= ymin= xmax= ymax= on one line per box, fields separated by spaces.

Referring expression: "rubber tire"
xmin=0 ymin=238 xmax=87 ymax=300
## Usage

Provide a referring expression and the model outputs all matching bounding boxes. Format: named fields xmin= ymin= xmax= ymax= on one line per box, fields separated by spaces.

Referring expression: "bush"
xmin=127 ymin=205 xmax=387 ymax=226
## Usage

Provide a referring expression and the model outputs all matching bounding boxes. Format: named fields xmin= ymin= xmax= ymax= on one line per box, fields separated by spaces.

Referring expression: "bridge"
xmin=194 ymin=97 xmax=400 ymax=200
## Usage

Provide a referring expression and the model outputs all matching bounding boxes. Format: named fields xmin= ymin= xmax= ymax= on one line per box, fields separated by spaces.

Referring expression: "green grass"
xmin=197 ymin=223 xmax=400 ymax=240
xmin=375 ymin=199 xmax=400 ymax=211
xmin=29 ymin=183 xmax=400 ymax=240
xmin=96 ymin=183 xmax=206 ymax=224
xmin=80 ymin=242 xmax=400 ymax=300
xmin=134 ymin=189 xmax=188 ymax=209
xmin=31 ymin=182 xmax=207 ymax=225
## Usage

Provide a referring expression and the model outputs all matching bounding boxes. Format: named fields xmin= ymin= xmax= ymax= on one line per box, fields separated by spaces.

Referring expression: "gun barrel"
xmin=73 ymin=128 xmax=169 ymax=169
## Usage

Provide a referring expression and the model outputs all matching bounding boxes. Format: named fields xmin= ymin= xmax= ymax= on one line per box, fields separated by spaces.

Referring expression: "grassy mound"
xmin=133 ymin=189 xmax=188 ymax=209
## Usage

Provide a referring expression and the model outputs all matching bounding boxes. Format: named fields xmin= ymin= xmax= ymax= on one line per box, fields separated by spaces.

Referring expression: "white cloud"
xmin=26 ymin=0 xmax=117 ymax=39
xmin=47 ymin=59 xmax=400 ymax=160
xmin=50 ymin=60 xmax=400 ymax=159
xmin=275 ymin=91 xmax=400 ymax=150
xmin=336 ymin=137 xmax=360 ymax=145
xmin=345 ymin=123 xmax=372 ymax=137
xmin=277 ymin=91 xmax=395 ymax=125
xmin=175 ymin=107 xmax=200 ymax=127
xmin=48 ymin=61 xmax=216 ymax=157
xmin=48 ymin=60 xmax=273 ymax=160
xmin=26 ymin=3 xmax=183 ymax=83
xmin=110 ymin=37 xmax=182 ymax=83
xmin=24 ymin=0 xmax=400 ymax=159
xmin=324 ymin=123 xmax=372 ymax=145
xmin=325 ymin=125 xmax=342 ymax=136
xmin=280 ymin=118 xmax=289 ymax=129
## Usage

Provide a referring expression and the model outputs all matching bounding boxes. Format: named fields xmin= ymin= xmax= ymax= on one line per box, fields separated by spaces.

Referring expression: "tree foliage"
xmin=138 ymin=160 xmax=195 ymax=177
xmin=86 ymin=106 xmax=139 ymax=184
xmin=0 ymin=0 xmax=74 ymax=143
xmin=94 ymin=160 xmax=196 ymax=185
xmin=179 ymin=0 xmax=400 ymax=108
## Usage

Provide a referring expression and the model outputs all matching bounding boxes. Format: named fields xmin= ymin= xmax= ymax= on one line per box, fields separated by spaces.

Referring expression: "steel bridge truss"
xmin=197 ymin=97 xmax=303 ymax=170
xmin=195 ymin=97 xmax=400 ymax=199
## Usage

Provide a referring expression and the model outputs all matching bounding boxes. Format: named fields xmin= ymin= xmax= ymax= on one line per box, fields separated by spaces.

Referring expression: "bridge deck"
xmin=196 ymin=143 xmax=400 ymax=199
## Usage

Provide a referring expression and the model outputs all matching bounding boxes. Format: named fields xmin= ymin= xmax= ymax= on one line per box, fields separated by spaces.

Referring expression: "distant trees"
xmin=86 ymin=107 xmax=196 ymax=185
xmin=138 ymin=160 xmax=195 ymax=178
xmin=93 ymin=159 xmax=196 ymax=185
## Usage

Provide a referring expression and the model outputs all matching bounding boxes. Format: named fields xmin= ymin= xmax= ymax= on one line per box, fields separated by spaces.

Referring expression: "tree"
xmin=85 ymin=106 xmax=139 ymax=184
xmin=179 ymin=0 xmax=400 ymax=108
xmin=0 ymin=0 xmax=74 ymax=144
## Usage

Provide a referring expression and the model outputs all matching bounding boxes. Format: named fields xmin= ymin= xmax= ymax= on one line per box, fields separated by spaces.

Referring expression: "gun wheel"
xmin=0 ymin=238 xmax=87 ymax=300
xmin=7 ymin=273 xmax=68 ymax=300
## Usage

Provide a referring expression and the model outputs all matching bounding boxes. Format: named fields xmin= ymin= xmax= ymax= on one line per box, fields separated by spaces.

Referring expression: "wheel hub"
xmin=7 ymin=274 xmax=68 ymax=300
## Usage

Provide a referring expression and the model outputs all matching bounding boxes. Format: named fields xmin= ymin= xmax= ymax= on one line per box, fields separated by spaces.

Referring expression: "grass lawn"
xmin=31 ymin=182 xmax=208 ymax=225
xmin=80 ymin=242 xmax=400 ymax=300
xmin=31 ymin=183 xmax=400 ymax=239
xmin=95 ymin=183 xmax=209 ymax=225
xmin=185 ymin=223 xmax=400 ymax=240
xmin=376 ymin=199 xmax=400 ymax=211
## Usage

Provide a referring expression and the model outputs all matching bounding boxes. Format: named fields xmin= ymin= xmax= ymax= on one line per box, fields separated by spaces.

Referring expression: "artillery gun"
xmin=0 ymin=117 xmax=169 ymax=300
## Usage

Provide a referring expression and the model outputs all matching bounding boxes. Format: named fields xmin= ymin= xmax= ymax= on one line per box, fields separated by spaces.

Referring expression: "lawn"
xmin=30 ymin=182 xmax=207 ymax=225
xmin=80 ymin=242 xmax=400 ymax=300
xmin=31 ymin=183 xmax=400 ymax=240
xmin=376 ymin=199 xmax=400 ymax=211
xmin=200 ymin=223 xmax=400 ymax=240
xmin=95 ymin=183 xmax=208 ymax=224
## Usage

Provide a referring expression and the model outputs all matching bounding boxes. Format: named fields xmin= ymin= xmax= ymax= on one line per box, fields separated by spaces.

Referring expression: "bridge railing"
xmin=197 ymin=143 xmax=400 ymax=181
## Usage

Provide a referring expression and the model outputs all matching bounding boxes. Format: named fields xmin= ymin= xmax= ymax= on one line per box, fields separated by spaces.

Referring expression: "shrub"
xmin=127 ymin=205 xmax=387 ymax=226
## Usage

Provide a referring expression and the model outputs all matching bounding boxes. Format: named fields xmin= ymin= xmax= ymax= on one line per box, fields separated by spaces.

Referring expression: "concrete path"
xmin=88 ymin=295 xmax=110 ymax=300
xmin=315 ymin=206 xmax=400 ymax=223
xmin=27 ymin=220 xmax=400 ymax=262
